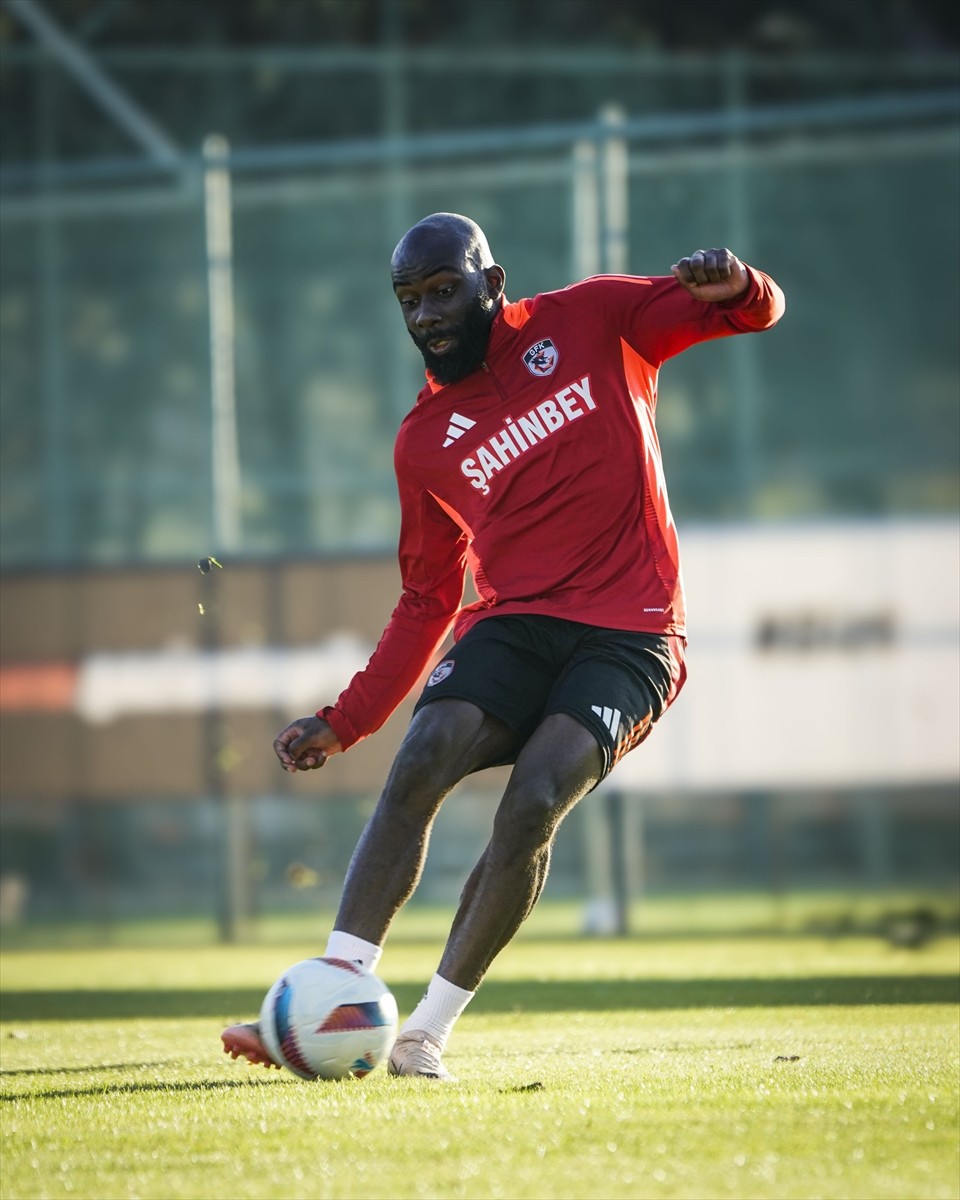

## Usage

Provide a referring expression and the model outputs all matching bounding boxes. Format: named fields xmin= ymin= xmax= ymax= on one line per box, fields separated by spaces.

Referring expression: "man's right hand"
xmin=273 ymin=715 xmax=343 ymax=773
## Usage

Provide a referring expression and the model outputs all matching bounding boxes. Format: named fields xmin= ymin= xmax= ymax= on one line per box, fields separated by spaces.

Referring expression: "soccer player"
xmin=222 ymin=213 xmax=785 ymax=1080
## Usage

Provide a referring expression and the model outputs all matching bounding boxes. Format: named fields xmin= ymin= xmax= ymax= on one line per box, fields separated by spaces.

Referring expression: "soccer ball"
xmin=259 ymin=957 xmax=398 ymax=1080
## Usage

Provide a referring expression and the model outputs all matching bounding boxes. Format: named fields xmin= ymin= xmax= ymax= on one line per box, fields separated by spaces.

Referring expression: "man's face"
xmin=392 ymin=235 xmax=501 ymax=385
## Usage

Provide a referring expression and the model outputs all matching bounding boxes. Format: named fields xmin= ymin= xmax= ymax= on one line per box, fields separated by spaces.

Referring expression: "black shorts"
xmin=413 ymin=613 xmax=686 ymax=779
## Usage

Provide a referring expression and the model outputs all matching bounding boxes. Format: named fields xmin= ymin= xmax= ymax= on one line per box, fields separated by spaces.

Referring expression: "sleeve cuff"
xmin=718 ymin=269 xmax=761 ymax=309
xmin=317 ymin=706 xmax=358 ymax=753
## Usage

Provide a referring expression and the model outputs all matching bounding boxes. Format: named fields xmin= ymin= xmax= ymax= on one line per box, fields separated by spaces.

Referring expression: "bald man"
xmin=223 ymin=213 xmax=785 ymax=1080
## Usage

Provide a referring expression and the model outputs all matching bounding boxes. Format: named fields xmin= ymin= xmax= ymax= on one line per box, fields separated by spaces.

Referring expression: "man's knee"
xmin=493 ymin=783 xmax=566 ymax=851
xmin=493 ymin=768 xmax=594 ymax=853
xmin=492 ymin=715 xmax=604 ymax=848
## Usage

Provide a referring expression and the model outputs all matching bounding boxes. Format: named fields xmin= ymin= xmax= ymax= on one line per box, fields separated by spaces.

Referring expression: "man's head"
xmin=391 ymin=213 xmax=505 ymax=385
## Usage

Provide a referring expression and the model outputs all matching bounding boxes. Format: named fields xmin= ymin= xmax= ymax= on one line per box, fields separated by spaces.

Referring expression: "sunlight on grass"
xmin=2 ymin=889 xmax=957 ymax=950
xmin=2 ymin=907 xmax=958 ymax=1199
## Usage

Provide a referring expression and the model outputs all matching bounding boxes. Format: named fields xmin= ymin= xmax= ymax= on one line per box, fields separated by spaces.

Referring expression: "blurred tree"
xmin=0 ymin=0 xmax=956 ymax=51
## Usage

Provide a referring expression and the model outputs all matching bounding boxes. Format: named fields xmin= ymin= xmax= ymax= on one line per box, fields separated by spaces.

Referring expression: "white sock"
xmin=401 ymin=973 xmax=475 ymax=1049
xmin=324 ymin=930 xmax=383 ymax=972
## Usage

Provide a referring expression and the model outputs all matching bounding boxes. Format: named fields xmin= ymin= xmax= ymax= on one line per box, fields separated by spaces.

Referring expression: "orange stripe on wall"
xmin=0 ymin=663 xmax=78 ymax=712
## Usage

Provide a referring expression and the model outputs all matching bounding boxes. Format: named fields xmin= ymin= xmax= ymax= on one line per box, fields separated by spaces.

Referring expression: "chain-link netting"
xmin=1 ymin=53 xmax=957 ymax=566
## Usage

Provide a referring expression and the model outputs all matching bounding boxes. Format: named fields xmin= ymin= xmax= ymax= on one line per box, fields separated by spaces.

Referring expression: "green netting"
xmin=1 ymin=54 xmax=957 ymax=566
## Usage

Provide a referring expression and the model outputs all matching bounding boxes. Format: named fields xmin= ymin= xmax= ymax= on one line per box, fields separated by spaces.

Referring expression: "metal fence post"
xmin=203 ymin=134 xmax=241 ymax=555
xmin=599 ymin=104 xmax=629 ymax=275
xmin=202 ymin=135 xmax=247 ymax=942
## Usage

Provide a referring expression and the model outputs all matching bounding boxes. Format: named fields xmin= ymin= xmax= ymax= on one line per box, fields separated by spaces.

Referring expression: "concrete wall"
xmin=0 ymin=556 xmax=426 ymax=802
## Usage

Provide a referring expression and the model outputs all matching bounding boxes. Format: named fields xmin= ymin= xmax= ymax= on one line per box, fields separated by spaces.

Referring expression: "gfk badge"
xmin=427 ymin=660 xmax=455 ymax=686
xmin=522 ymin=339 xmax=559 ymax=376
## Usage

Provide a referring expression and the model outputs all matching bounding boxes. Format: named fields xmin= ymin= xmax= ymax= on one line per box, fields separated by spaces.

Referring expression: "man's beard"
xmin=410 ymin=291 xmax=496 ymax=385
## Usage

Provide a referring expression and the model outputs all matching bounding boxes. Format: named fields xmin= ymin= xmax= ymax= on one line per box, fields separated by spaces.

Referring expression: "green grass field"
xmin=2 ymin=899 xmax=958 ymax=1200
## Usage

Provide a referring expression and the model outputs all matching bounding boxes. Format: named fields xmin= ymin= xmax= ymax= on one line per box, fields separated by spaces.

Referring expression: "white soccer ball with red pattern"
xmin=259 ymin=957 xmax=398 ymax=1080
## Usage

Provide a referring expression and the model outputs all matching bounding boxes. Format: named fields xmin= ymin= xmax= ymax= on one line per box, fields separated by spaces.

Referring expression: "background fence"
xmin=2 ymin=40 xmax=958 ymax=565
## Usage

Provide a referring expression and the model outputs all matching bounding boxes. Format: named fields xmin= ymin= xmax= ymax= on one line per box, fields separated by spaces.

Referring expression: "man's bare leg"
xmin=437 ymin=712 xmax=602 ymax=989
xmin=388 ymin=713 xmax=602 ymax=1078
xmin=223 ymin=699 xmax=517 ymax=1070
xmin=332 ymin=699 xmax=519 ymax=944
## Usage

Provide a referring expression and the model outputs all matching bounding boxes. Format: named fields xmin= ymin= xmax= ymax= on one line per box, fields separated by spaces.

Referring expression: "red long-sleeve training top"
xmin=320 ymin=268 xmax=785 ymax=750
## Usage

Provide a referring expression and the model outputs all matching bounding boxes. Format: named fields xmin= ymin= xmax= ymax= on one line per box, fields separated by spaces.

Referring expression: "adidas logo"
xmin=591 ymin=705 xmax=622 ymax=737
xmin=443 ymin=413 xmax=476 ymax=448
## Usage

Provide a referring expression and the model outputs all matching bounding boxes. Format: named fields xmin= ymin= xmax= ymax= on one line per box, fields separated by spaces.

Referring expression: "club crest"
xmin=522 ymin=339 xmax=559 ymax=376
xmin=427 ymin=660 xmax=455 ymax=686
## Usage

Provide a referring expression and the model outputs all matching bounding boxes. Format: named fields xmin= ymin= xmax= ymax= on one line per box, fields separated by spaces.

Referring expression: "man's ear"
xmin=485 ymin=264 xmax=506 ymax=300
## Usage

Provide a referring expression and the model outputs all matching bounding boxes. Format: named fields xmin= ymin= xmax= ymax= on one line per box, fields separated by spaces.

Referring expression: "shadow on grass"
xmin=1 ymin=1060 xmax=183 ymax=1077
xmin=1 ymin=974 xmax=957 ymax=1022
xmin=0 ymin=1076 xmax=282 ymax=1104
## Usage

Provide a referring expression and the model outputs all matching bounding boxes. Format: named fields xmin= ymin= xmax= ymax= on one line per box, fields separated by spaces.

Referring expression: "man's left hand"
xmin=671 ymin=248 xmax=750 ymax=303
